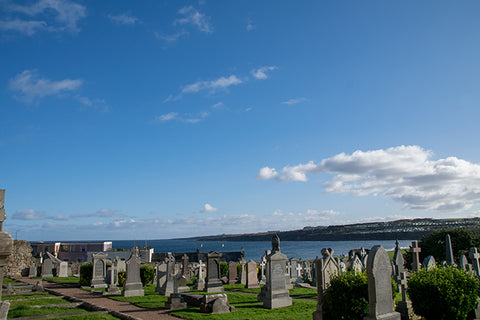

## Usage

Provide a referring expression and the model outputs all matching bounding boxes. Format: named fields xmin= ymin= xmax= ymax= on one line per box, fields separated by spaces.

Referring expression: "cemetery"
xmin=1 ymin=191 xmax=480 ymax=319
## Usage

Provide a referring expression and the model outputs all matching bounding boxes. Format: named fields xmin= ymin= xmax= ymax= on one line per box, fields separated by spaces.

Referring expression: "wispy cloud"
xmin=76 ymin=96 xmax=109 ymax=112
xmin=251 ymin=66 xmax=277 ymax=80
xmin=282 ymin=97 xmax=308 ymax=105
xmin=246 ymin=19 xmax=255 ymax=31
xmin=174 ymin=6 xmax=212 ymax=33
xmin=108 ymin=13 xmax=139 ymax=25
xmin=181 ymin=75 xmax=243 ymax=94
xmin=1 ymin=0 xmax=86 ymax=35
xmin=9 ymin=70 xmax=82 ymax=103
xmin=201 ymin=203 xmax=218 ymax=213
xmin=156 ymin=111 xmax=209 ymax=124
xmin=154 ymin=31 xmax=189 ymax=42
xmin=258 ymin=145 xmax=480 ymax=212
xmin=12 ymin=208 xmax=126 ymax=221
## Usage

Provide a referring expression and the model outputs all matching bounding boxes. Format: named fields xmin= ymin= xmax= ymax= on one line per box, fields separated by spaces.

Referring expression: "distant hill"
xmin=179 ymin=217 xmax=480 ymax=242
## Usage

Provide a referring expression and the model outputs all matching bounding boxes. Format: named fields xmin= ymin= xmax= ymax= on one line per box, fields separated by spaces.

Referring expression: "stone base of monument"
xmin=91 ymin=280 xmax=107 ymax=288
xmin=199 ymin=294 xmax=233 ymax=314
xmin=104 ymin=284 xmax=121 ymax=295
xmin=263 ymin=292 xmax=292 ymax=309
xmin=396 ymin=301 xmax=420 ymax=320
xmin=165 ymin=293 xmax=187 ymax=310
xmin=0 ymin=301 xmax=10 ymax=320
xmin=204 ymin=280 xmax=224 ymax=293
xmin=122 ymin=282 xmax=144 ymax=297
xmin=363 ymin=312 xmax=401 ymax=320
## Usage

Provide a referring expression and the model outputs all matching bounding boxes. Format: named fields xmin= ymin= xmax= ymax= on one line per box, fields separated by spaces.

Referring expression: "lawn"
xmin=8 ymin=305 xmax=86 ymax=318
xmin=34 ymin=276 xmax=80 ymax=284
xmin=2 ymin=278 xmax=21 ymax=284
xmin=3 ymin=292 xmax=56 ymax=300
xmin=107 ymin=284 xmax=169 ymax=309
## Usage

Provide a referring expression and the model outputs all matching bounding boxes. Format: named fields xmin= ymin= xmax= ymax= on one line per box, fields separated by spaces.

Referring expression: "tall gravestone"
xmin=445 ymin=234 xmax=457 ymax=267
xmin=470 ymin=247 xmax=480 ymax=277
xmin=228 ymin=262 xmax=238 ymax=285
xmin=205 ymin=251 xmax=224 ymax=293
xmin=313 ymin=248 xmax=340 ymax=320
xmin=91 ymin=252 xmax=108 ymax=288
xmin=246 ymin=260 xmax=259 ymax=288
xmin=410 ymin=241 xmax=421 ymax=272
xmin=159 ymin=252 xmax=175 ymax=296
xmin=195 ymin=260 xmax=206 ymax=291
xmin=122 ymin=247 xmax=144 ymax=297
xmin=239 ymin=257 xmax=247 ymax=285
xmin=41 ymin=256 xmax=54 ymax=278
xmin=258 ymin=234 xmax=292 ymax=309
xmin=364 ymin=246 xmax=401 ymax=320
xmin=181 ymin=254 xmax=190 ymax=280
xmin=105 ymin=259 xmax=121 ymax=295
xmin=58 ymin=261 xmax=68 ymax=277
xmin=155 ymin=262 xmax=167 ymax=293
xmin=0 ymin=190 xmax=14 ymax=320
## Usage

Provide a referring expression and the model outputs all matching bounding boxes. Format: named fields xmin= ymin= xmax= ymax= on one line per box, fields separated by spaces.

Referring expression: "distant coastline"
xmin=177 ymin=217 xmax=480 ymax=242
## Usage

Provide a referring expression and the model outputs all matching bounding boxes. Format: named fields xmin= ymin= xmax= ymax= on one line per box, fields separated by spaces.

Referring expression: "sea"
xmin=111 ymin=239 xmax=415 ymax=261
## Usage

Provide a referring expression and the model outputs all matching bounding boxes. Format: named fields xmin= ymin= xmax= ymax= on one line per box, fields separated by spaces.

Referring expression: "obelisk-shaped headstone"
xmin=446 ymin=234 xmax=457 ymax=267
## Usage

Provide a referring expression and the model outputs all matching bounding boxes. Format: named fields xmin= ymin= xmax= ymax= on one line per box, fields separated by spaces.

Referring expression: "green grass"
xmin=8 ymin=306 xmax=86 ymax=318
xmin=223 ymin=284 xmax=262 ymax=294
xmin=2 ymin=278 xmax=21 ymax=284
xmin=289 ymin=287 xmax=317 ymax=299
xmin=9 ymin=298 xmax=69 ymax=309
xmin=171 ymin=296 xmax=317 ymax=320
xmin=387 ymin=249 xmax=408 ymax=260
xmin=42 ymin=277 xmax=80 ymax=284
xmin=107 ymin=284 xmax=168 ymax=309
xmin=51 ymin=314 xmax=119 ymax=320
xmin=3 ymin=292 xmax=56 ymax=300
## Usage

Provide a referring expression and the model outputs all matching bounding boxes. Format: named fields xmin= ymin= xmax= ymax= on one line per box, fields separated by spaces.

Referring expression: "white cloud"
xmin=282 ymin=97 xmax=308 ymax=105
xmin=246 ymin=19 xmax=255 ymax=31
xmin=108 ymin=13 xmax=139 ymax=25
xmin=76 ymin=96 xmax=109 ymax=112
xmin=174 ymin=6 xmax=212 ymax=33
xmin=2 ymin=0 xmax=86 ymax=34
xmin=12 ymin=209 xmax=46 ymax=220
xmin=9 ymin=70 xmax=82 ymax=103
xmin=156 ymin=112 xmax=178 ymax=122
xmin=154 ymin=31 xmax=189 ymax=42
xmin=260 ymin=145 xmax=480 ymax=212
xmin=211 ymin=102 xmax=225 ymax=109
xmin=181 ymin=75 xmax=243 ymax=95
xmin=251 ymin=66 xmax=277 ymax=80
xmin=201 ymin=203 xmax=218 ymax=213
xmin=256 ymin=166 xmax=278 ymax=180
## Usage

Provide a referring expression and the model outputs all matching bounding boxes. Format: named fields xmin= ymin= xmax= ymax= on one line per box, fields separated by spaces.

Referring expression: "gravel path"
xmin=15 ymin=277 xmax=179 ymax=320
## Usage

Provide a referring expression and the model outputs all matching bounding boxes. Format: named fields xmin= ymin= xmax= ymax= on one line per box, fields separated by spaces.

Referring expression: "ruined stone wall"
xmin=6 ymin=240 xmax=36 ymax=277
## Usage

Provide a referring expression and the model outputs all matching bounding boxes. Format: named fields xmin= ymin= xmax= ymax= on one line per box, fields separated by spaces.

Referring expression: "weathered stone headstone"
xmin=41 ymin=257 xmax=54 ymax=278
xmin=159 ymin=252 xmax=175 ymax=296
xmin=181 ymin=253 xmax=190 ymax=280
xmin=91 ymin=252 xmax=108 ymax=288
xmin=410 ymin=241 xmax=421 ymax=272
xmin=122 ymin=247 xmax=144 ymax=297
xmin=395 ymin=272 xmax=416 ymax=320
xmin=165 ymin=274 xmax=187 ymax=311
xmin=360 ymin=247 xmax=369 ymax=269
xmin=446 ymin=234 xmax=457 ymax=267
xmin=57 ymin=261 xmax=68 ymax=277
xmin=350 ymin=254 xmax=363 ymax=273
xmin=258 ymin=234 xmax=292 ymax=309
xmin=422 ymin=256 xmax=436 ymax=270
xmin=259 ymin=255 xmax=267 ymax=284
xmin=313 ymin=248 xmax=340 ymax=320
xmin=0 ymin=189 xmax=14 ymax=319
xmin=195 ymin=260 xmax=205 ymax=291
xmin=155 ymin=262 xmax=167 ymax=293
xmin=246 ymin=260 xmax=259 ymax=288
xmin=460 ymin=255 xmax=469 ymax=271
xmin=239 ymin=257 xmax=247 ymax=285
xmin=392 ymin=240 xmax=404 ymax=285
xmin=205 ymin=251 xmax=224 ymax=293
xmin=228 ymin=262 xmax=237 ymax=285
xmin=105 ymin=262 xmax=121 ymax=295
xmin=364 ymin=245 xmax=401 ymax=320
xmin=470 ymin=247 xmax=480 ymax=277
xmin=28 ymin=265 xmax=37 ymax=278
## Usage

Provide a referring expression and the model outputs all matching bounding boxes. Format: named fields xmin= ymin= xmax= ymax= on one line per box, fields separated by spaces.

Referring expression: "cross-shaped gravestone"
xmin=296 ymin=263 xmax=302 ymax=277
xmin=198 ymin=260 xmax=205 ymax=280
xmin=470 ymin=247 xmax=480 ymax=277
xmin=399 ymin=272 xmax=408 ymax=302
xmin=410 ymin=241 xmax=421 ymax=272
xmin=181 ymin=254 xmax=189 ymax=279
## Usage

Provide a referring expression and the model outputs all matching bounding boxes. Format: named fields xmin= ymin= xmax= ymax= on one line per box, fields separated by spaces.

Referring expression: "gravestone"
xmin=28 ymin=265 xmax=37 ymax=278
xmin=155 ymin=263 xmax=167 ymax=293
xmin=177 ymin=275 xmax=190 ymax=293
xmin=57 ymin=261 xmax=68 ymax=277
xmin=422 ymin=256 xmax=436 ymax=270
xmin=91 ymin=252 xmax=108 ymax=288
xmin=0 ymin=189 xmax=14 ymax=319
xmin=259 ymin=256 xmax=267 ymax=284
xmin=258 ymin=234 xmax=292 ymax=309
xmin=446 ymin=234 xmax=457 ymax=267
xmin=195 ymin=260 xmax=205 ymax=291
xmin=351 ymin=254 xmax=363 ymax=273
xmin=410 ymin=241 xmax=421 ymax=272
xmin=364 ymin=246 xmax=401 ymax=320
xmin=122 ymin=247 xmax=144 ymax=297
xmin=181 ymin=253 xmax=190 ymax=280
xmin=41 ymin=257 xmax=54 ymax=278
xmin=246 ymin=260 xmax=259 ymax=288
xmin=360 ymin=247 xmax=368 ymax=269
xmin=165 ymin=274 xmax=187 ymax=310
xmin=205 ymin=252 xmax=224 ymax=293
xmin=395 ymin=272 xmax=416 ymax=320
xmin=460 ymin=255 xmax=469 ymax=271
xmin=159 ymin=252 xmax=175 ymax=296
xmin=239 ymin=257 xmax=247 ymax=285
xmin=392 ymin=240 xmax=404 ymax=284
xmin=105 ymin=261 xmax=121 ymax=295
xmin=116 ymin=258 xmax=126 ymax=273
xmin=313 ymin=248 xmax=340 ymax=320
xmin=470 ymin=247 xmax=480 ymax=277
xmin=228 ymin=262 xmax=237 ymax=285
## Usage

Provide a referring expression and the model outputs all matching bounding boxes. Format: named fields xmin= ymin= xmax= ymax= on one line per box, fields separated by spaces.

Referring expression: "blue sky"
xmin=2 ymin=0 xmax=480 ymax=241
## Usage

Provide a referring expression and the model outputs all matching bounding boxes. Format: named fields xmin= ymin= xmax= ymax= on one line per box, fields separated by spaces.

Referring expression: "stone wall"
xmin=6 ymin=240 xmax=36 ymax=277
